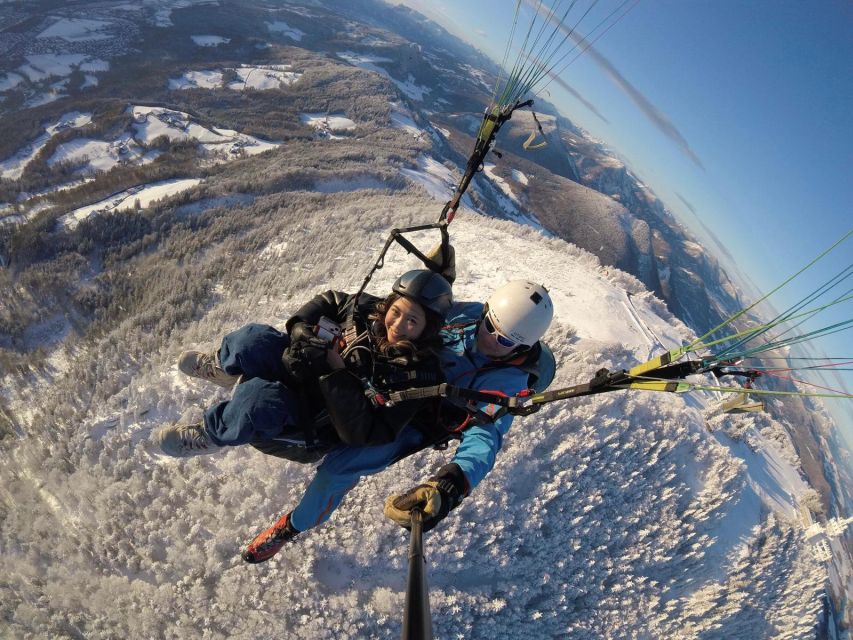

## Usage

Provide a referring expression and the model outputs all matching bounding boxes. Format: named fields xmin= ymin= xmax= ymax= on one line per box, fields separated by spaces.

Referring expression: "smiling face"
xmin=384 ymin=296 xmax=427 ymax=343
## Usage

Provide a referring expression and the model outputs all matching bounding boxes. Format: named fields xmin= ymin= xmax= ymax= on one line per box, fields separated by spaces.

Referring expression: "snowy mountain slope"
xmin=0 ymin=196 xmax=829 ymax=638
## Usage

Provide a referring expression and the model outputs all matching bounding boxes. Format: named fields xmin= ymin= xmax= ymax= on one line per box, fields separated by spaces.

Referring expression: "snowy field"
xmin=337 ymin=51 xmax=431 ymax=102
xmin=36 ymin=17 xmax=113 ymax=42
xmin=228 ymin=65 xmax=302 ymax=91
xmin=168 ymin=65 xmax=302 ymax=91
xmin=299 ymin=113 xmax=356 ymax=139
xmin=129 ymin=106 xmax=281 ymax=161
xmin=483 ymin=162 xmax=520 ymax=203
xmin=59 ymin=178 xmax=203 ymax=229
xmin=47 ymin=134 xmax=159 ymax=175
xmin=399 ymin=154 xmax=456 ymax=202
xmin=191 ymin=35 xmax=230 ymax=47
xmin=0 ymin=111 xmax=93 ymax=181
xmin=1 ymin=106 xmax=277 ymax=216
xmin=389 ymin=101 xmax=427 ymax=139
xmin=398 ymin=152 xmax=538 ymax=229
xmin=0 ymin=52 xmax=110 ymax=107
xmin=267 ymin=20 xmax=305 ymax=41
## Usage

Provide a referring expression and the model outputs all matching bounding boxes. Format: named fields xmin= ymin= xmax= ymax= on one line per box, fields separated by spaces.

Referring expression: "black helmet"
xmin=392 ymin=269 xmax=453 ymax=319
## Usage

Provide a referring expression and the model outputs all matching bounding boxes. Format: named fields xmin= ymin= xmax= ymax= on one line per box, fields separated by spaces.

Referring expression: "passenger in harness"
xmin=156 ymin=269 xmax=453 ymax=461
xmin=240 ymin=278 xmax=555 ymax=563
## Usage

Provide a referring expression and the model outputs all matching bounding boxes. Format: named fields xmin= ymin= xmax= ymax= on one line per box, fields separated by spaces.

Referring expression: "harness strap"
xmin=388 ymin=383 xmax=520 ymax=408
xmin=388 ymin=359 xmax=709 ymax=420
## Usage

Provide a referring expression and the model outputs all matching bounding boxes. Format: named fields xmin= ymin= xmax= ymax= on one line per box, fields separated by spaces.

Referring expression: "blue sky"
xmin=394 ymin=1 xmax=853 ymax=444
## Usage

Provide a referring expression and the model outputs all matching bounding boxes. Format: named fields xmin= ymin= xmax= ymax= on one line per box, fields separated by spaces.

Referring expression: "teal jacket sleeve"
xmin=449 ymin=412 xmax=515 ymax=491
xmin=448 ymin=363 xmax=527 ymax=491
xmin=438 ymin=310 xmax=528 ymax=492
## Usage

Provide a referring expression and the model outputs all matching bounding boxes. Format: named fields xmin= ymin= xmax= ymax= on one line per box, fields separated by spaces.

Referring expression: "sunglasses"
xmin=483 ymin=313 xmax=517 ymax=348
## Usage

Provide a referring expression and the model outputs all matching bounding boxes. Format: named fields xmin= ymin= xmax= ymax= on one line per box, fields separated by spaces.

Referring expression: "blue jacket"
xmin=438 ymin=302 xmax=529 ymax=491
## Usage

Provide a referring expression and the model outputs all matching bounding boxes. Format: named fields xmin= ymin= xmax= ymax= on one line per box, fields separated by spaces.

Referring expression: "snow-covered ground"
xmin=0 ymin=161 xmax=840 ymax=640
xmin=0 ymin=72 xmax=26 ymax=92
xmin=168 ymin=69 xmax=224 ymax=90
xmin=389 ymin=101 xmax=427 ymax=138
xmin=47 ymin=134 xmax=159 ymax=175
xmin=267 ymin=19 xmax=305 ymax=41
xmin=398 ymin=152 xmax=537 ymax=228
xmin=337 ymin=50 xmax=393 ymax=69
xmin=17 ymin=54 xmax=105 ymax=82
xmin=337 ymin=51 xmax=430 ymax=102
xmin=36 ymin=17 xmax=114 ymax=42
xmin=169 ymin=65 xmax=302 ymax=91
xmin=483 ymin=162 xmax=519 ymax=203
xmin=0 ymin=111 xmax=93 ymax=180
xmin=2 ymin=105 xmax=277 ymax=195
xmin=0 ymin=203 xmax=830 ymax=638
xmin=130 ymin=105 xmax=281 ymax=158
xmin=58 ymin=178 xmax=203 ymax=229
xmin=228 ymin=65 xmax=302 ymax=90
xmin=712 ymin=426 xmax=809 ymax=524
xmin=430 ymin=122 xmax=451 ymax=138
xmin=0 ymin=5 xmax=844 ymax=632
xmin=391 ymin=73 xmax=431 ymax=101
xmin=131 ymin=105 xmax=229 ymax=144
xmin=191 ymin=35 xmax=230 ymax=47
xmin=299 ymin=113 xmax=356 ymax=139
xmin=399 ymin=154 xmax=456 ymax=201
xmin=1 ymin=53 xmax=110 ymax=107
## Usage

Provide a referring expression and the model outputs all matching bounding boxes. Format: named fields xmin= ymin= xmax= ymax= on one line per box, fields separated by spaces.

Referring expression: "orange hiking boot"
xmin=242 ymin=512 xmax=300 ymax=564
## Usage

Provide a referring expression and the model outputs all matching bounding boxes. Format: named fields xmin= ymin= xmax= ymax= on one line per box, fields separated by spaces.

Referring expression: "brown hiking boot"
xmin=178 ymin=350 xmax=239 ymax=388
xmin=156 ymin=422 xmax=223 ymax=458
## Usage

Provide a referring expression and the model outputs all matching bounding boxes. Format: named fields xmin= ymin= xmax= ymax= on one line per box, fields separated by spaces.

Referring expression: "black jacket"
xmin=285 ymin=290 xmax=443 ymax=447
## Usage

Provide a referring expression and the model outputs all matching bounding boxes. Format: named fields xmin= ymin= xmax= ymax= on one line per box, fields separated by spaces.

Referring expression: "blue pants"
xmin=203 ymin=324 xmax=302 ymax=446
xmin=203 ymin=324 xmax=430 ymax=533
xmin=290 ymin=424 xmax=427 ymax=531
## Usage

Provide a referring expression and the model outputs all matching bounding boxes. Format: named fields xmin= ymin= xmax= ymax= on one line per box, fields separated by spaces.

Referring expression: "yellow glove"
xmin=384 ymin=464 xmax=466 ymax=532
xmin=425 ymin=242 xmax=456 ymax=285
xmin=384 ymin=481 xmax=444 ymax=529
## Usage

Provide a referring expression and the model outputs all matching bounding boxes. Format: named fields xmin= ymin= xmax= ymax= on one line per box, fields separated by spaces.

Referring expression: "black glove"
xmin=282 ymin=325 xmax=332 ymax=383
xmin=384 ymin=463 xmax=467 ymax=532
xmin=289 ymin=322 xmax=329 ymax=349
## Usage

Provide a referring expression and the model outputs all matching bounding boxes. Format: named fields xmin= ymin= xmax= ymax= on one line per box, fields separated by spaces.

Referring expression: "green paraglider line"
xmin=714 ymin=266 xmax=852 ymax=361
xmin=687 ymin=229 xmax=852 ymax=355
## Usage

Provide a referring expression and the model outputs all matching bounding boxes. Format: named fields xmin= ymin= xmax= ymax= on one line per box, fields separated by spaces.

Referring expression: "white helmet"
xmin=484 ymin=280 xmax=553 ymax=347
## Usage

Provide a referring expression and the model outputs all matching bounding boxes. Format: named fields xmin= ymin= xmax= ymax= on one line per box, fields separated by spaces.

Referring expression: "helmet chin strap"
xmin=500 ymin=344 xmax=532 ymax=361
